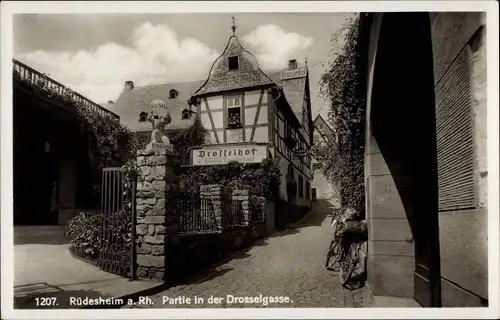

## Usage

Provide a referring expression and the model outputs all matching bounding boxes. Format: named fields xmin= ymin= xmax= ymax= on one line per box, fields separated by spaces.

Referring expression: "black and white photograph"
xmin=1 ymin=1 xmax=498 ymax=319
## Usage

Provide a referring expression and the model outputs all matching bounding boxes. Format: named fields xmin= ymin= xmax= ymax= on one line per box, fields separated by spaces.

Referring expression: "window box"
xmin=226 ymin=95 xmax=243 ymax=129
xmin=285 ymin=136 xmax=297 ymax=149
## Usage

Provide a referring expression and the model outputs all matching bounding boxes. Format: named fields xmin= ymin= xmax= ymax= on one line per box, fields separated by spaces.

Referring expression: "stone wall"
xmin=364 ymin=139 xmax=415 ymax=298
xmin=135 ymin=148 xmax=181 ymax=281
xmin=200 ymin=184 xmax=226 ymax=230
xmin=133 ymin=156 xmax=272 ymax=282
xmin=363 ymin=13 xmax=417 ymax=299
xmin=173 ymin=226 xmax=264 ymax=281
xmin=232 ymin=189 xmax=251 ymax=225
xmin=168 ymin=185 xmax=269 ymax=281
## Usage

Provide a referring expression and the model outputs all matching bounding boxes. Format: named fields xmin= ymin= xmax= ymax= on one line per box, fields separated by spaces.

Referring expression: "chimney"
xmin=124 ymin=80 xmax=134 ymax=91
xmin=288 ymin=59 xmax=298 ymax=70
xmin=108 ymin=100 xmax=114 ymax=104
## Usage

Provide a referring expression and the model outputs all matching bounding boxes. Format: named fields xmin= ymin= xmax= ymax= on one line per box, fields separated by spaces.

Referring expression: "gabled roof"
xmin=268 ymin=71 xmax=308 ymax=123
xmin=107 ymin=80 xmax=204 ymax=132
xmin=313 ymin=114 xmax=334 ymax=137
xmin=107 ymin=34 xmax=310 ymax=133
xmin=192 ymin=36 xmax=275 ymax=96
xmin=108 ymin=70 xmax=309 ymax=133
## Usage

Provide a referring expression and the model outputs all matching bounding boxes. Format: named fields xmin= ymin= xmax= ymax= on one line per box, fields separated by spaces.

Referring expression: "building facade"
xmin=359 ymin=12 xmax=488 ymax=307
xmin=109 ymin=31 xmax=314 ymax=230
xmin=310 ymin=115 xmax=338 ymax=204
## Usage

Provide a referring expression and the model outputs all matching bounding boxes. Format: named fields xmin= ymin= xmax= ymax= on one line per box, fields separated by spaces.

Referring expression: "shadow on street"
xmin=14 ymin=226 xmax=69 ymax=245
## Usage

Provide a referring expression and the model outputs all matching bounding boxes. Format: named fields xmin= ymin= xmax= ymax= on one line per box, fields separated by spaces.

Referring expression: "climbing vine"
xmin=14 ymin=66 xmax=140 ymax=207
xmin=76 ymin=106 xmax=139 ymax=170
xmin=311 ymin=15 xmax=366 ymax=215
xmin=180 ymin=157 xmax=282 ymax=200
xmin=13 ymin=67 xmax=139 ymax=171
xmin=170 ymin=115 xmax=209 ymax=161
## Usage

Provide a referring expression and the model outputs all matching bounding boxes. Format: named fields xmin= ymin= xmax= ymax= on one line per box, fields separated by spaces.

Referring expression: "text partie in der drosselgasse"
xmin=162 ymin=295 xmax=293 ymax=306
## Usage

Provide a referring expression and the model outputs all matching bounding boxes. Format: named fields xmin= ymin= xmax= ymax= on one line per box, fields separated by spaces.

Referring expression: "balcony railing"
xmin=13 ymin=58 xmax=119 ymax=120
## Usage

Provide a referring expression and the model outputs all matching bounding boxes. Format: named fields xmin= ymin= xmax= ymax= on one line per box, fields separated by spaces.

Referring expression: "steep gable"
xmin=192 ymin=36 xmax=275 ymax=96
xmin=268 ymin=70 xmax=308 ymax=124
xmin=313 ymin=114 xmax=334 ymax=138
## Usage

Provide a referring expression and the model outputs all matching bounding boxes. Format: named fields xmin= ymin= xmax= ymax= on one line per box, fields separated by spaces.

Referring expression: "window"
xmin=228 ymin=56 xmax=239 ymax=70
xmin=169 ymin=89 xmax=178 ymax=99
xmin=139 ymin=112 xmax=147 ymax=122
xmin=318 ymin=123 xmax=323 ymax=130
xmin=226 ymin=96 xmax=242 ymax=128
xmin=305 ymin=181 xmax=310 ymax=200
xmin=298 ymin=175 xmax=304 ymax=198
xmin=182 ymin=109 xmax=191 ymax=120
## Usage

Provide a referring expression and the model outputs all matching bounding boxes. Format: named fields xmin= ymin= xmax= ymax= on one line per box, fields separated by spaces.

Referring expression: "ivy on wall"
xmin=13 ymin=68 xmax=139 ymax=171
xmin=76 ymin=107 xmax=139 ymax=170
xmin=180 ymin=158 xmax=282 ymax=200
xmin=170 ymin=115 xmax=209 ymax=161
xmin=14 ymin=67 xmax=140 ymax=207
xmin=310 ymin=15 xmax=366 ymax=215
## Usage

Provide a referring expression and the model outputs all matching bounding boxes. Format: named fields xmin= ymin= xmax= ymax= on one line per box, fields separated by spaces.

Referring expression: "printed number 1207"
xmin=35 ymin=297 xmax=58 ymax=306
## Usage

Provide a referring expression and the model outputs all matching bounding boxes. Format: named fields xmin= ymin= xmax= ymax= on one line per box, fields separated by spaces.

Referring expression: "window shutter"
xmin=435 ymin=46 xmax=477 ymax=210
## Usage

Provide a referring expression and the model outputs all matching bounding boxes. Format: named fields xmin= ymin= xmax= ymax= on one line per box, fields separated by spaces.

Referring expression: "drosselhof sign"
xmin=192 ymin=144 xmax=268 ymax=166
xmin=280 ymin=68 xmax=307 ymax=80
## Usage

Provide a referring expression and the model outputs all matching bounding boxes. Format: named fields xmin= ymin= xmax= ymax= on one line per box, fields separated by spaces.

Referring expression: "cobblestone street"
xmin=124 ymin=204 xmax=373 ymax=309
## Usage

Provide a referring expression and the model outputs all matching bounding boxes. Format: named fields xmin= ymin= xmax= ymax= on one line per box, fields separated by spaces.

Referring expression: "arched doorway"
xmin=370 ymin=13 xmax=441 ymax=307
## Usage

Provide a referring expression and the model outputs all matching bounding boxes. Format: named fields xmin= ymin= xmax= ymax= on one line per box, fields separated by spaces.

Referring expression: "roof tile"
xmin=108 ymin=80 xmax=204 ymax=132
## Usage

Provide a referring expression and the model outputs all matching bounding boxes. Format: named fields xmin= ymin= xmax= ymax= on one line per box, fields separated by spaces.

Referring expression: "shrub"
xmin=66 ymin=208 xmax=134 ymax=261
xmin=180 ymin=157 xmax=281 ymax=200
xmin=66 ymin=212 xmax=102 ymax=260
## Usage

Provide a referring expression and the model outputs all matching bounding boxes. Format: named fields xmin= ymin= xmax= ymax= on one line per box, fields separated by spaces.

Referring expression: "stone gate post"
xmin=135 ymin=147 xmax=181 ymax=281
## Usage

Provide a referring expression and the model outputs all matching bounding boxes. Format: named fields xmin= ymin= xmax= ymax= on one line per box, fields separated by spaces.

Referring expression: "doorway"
xmin=371 ymin=13 xmax=441 ymax=307
xmin=14 ymin=107 xmax=59 ymax=225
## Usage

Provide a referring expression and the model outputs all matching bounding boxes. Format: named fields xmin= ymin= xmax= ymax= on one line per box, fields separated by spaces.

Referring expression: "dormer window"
xmin=228 ymin=56 xmax=239 ymax=70
xmin=169 ymin=89 xmax=178 ymax=99
xmin=182 ymin=109 xmax=191 ymax=120
xmin=139 ymin=112 xmax=147 ymax=122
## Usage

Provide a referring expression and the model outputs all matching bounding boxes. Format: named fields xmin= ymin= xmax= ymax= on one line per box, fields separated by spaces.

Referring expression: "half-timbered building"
xmin=312 ymin=114 xmax=334 ymax=168
xmin=108 ymin=27 xmax=314 ymax=228
xmin=310 ymin=114 xmax=337 ymax=203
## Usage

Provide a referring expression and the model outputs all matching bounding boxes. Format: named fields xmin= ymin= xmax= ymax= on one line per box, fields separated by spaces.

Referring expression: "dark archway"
xmin=371 ymin=13 xmax=441 ymax=307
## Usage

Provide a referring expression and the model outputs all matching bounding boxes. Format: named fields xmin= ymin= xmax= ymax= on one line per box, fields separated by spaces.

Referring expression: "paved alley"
xmin=124 ymin=203 xmax=373 ymax=309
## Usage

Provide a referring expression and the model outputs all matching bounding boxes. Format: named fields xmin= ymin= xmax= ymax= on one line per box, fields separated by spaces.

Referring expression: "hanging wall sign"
xmin=280 ymin=68 xmax=307 ymax=80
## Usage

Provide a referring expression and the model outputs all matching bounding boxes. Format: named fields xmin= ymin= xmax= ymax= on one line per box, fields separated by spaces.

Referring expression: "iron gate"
xmin=98 ymin=167 xmax=137 ymax=279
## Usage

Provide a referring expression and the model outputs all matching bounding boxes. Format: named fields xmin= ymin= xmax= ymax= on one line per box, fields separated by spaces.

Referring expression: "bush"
xmin=180 ymin=157 xmax=281 ymax=200
xmin=66 ymin=212 xmax=102 ymax=260
xmin=66 ymin=208 xmax=134 ymax=261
